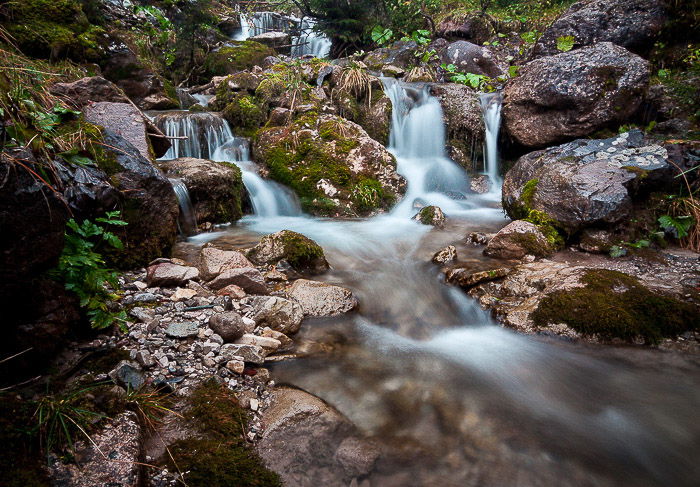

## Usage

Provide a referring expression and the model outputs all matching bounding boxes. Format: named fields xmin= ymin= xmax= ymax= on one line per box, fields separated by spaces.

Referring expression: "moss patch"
xmin=277 ymin=230 xmax=326 ymax=271
xmin=164 ymin=380 xmax=281 ymax=487
xmin=222 ymin=94 xmax=268 ymax=137
xmin=203 ymin=41 xmax=275 ymax=78
xmin=532 ymin=269 xmax=700 ymax=344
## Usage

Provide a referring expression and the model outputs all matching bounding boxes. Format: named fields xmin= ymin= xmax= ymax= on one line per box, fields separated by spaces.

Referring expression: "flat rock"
xmin=208 ymin=267 xmax=268 ymax=294
xmin=84 ymin=102 xmax=153 ymax=161
xmin=287 ymin=279 xmax=358 ymax=317
xmin=146 ymin=263 xmax=199 ymax=287
xmin=220 ymin=343 xmax=267 ymax=364
xmin=198 ymin=246 xmax=254 ymax=281
xmin=246 ymin=295 xmax=304 ymax=334
xmin=164 ymin=322 xmax=199 ymax=338
xmin=445 ymin=267 xmax=511 ymax=288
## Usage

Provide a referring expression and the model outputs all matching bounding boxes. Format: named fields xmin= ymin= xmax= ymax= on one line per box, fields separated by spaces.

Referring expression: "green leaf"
xmin=371 ymin=26 xmax=393 ymax=45
xmin=658 ymin=214 xmax=694 ymax=239
xmin=609 ymin=246 xmax=627 ymax=258
xmin=508 ymin=65 xmax=520 ymax=78
xmin=556 ymin=35 xmax=575 ymax=52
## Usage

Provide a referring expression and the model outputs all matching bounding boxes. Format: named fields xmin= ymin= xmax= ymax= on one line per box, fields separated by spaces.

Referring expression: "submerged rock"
xmin=533 ymin=0 xmax=667 ymax=57
xmin=502 ymin=130 xmax=671 ymax=235
xmin=247 ymin=230 xmax=330 ymax=274
xmin=484 ymin=221 xmax=555 ymax=259
xmin=287 ymin=279 xmax=358 ymax=317
xmin=156 ymin=158 xmax=245 ymax=225
xmin=503 ymin=42 xmax=649 ymax=147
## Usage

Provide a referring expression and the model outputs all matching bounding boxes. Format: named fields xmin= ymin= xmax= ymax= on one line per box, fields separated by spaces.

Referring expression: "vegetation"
xmin=51 ymin=212 xmax=128 ymax=331
xmin=533 ymin=269 xmax=699 ymax=344
xmin=164 ymin=380 xmax=281 ymax=487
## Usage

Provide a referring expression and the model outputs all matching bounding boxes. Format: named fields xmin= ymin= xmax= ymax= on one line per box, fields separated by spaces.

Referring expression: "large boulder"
xmin=247 ymin=230 xmax=329 ymax=274
xmin=257 ymin=387 xmax=380 ymax=486
xmin=209 ymin=311 xmax=252 ymax=342
xmin=146 ymin=263 xmax=199 ymax=287
xmin=503 ymin=42 xmax=649 ymax=148
xmin=430 ymin=83 xmax=484 ymax=171
xmin=84 ymin=102 xmax=154 ymax=162
xmin=50 ymin=76 xmax=130 ymax=108
xmin=437 ymin=41 xmax=503 ymax=78
xmin=287 ymin=279 xmax=358 ymax=317
xmin=156 ymin=158 xmax=245 ymax=225
xmin=245 ymin=296 xmax=305 ymax=335
xmin=253 ymin=114 xmax=406 ymax=216
xmin=203 ymin=41 xmax=276 ymax=77
xmin=208 ymin=267 xmax=269 ymax=295
xmin=533 ymin=0 xmax=667 ymax=58
xmin=484 ymin=221 xmax=555 ymax=259
xmin=363 ymin=41 xmax=419 ymax=71
xmin=502 ymin=130 xmax=671 ymax=236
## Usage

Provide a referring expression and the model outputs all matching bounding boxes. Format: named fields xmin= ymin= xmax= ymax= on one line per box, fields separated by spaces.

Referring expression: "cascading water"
xmin=232 ymin=12 xmax=330 ymax=58
xmin=192 ymin=94 xmax=213 ymax=107
xmin=480 ymin=91 xmax=503 ymax=190
xmin=169 ymin=178 xmax=198 ymax=236
xmin=154 ymin=112 xmax=231 ymax=160
xmin=290 ymin=18 xmax=332 ymax=58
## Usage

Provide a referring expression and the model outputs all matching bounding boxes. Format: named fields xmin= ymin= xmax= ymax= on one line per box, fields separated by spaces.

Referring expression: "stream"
xmin=161 ymin=80 xmax=700 ymax=486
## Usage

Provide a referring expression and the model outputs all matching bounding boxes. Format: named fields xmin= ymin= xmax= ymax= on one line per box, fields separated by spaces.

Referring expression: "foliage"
xmin=442 ymin=63 xmax=492 ymax=90
xmin=533 ymin=269 xmax=699 ymax=344
xmin=555 ymin=35 xmax=575 ymax=52
xmin=658 ymin=214 xmax=694 ymax=239
xmin=132 ymin=5 xmax=176 ymax=66
xmin=371 ymin=26 xmax=393 ymax=45
xmin=52 ymin=212 xmax=128 ymax=331
xmin=351 ymin=178 xmax=386 ymax=213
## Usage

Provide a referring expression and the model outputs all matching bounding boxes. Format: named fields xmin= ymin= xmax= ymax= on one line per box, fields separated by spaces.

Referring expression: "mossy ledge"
xmin=532 ymin=269 xmax=700 ymax=344
xmin=163 ymin=380 xmax=281 ymax=487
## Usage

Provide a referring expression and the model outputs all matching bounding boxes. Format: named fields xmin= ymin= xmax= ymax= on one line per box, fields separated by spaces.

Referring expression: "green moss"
xmin=203 ymin=41 xmax=275 ymax=78
xmin=164 ymin=380 xmax=281 ymax=487
xmin=222 ymin=94 xmax=267 ymax=137
xmin=351 ymin=178 xmax=386 ymax=214
xmin=212 ymin=161 xmax=245 ymax=222
xmin=524 ymin=209 xmax=565 ymax=249
xmin=277 ymin=230 xmax=326 ymax=271
xmin=532 ymin=269 xmax=700 ymax=344
xmin=622 ymin=165 xmax=650 ymax=179
xmin=55 ymin=119 xmax=121 ymax=175
xmin=418 ymin=205 xmax=436 ymax=225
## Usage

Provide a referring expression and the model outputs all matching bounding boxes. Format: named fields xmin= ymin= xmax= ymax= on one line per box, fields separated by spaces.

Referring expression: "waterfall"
xmin=291 ymin=18 xmax=332 ymax=58
xmin=169 ymin=178 xmax=198 ymax=236
xmin=233 ymin=12 xmax=330 ymax=58
xmin=192 ymin=94 xmax=213 ymax=107
xmin=232 ymin=13 xmax=250 ymax=41
xmin=480 ymin=92 xmax=503 ymax=187
xmin=211 ymin=137 xmax=301 ymax=217
xmin=154 ymin=112 xmax=231 ymax=160
xmin=382 ymin=78 xmax=471 ymax=217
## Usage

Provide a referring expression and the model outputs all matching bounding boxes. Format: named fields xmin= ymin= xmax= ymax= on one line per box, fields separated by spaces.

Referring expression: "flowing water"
xmin=174 ymin=82 xmax=700 ymax=486
xmin=480 ymin=91 xmax=503 ymax=192
xmin=169 ymin=178 xmax=197 ymax=236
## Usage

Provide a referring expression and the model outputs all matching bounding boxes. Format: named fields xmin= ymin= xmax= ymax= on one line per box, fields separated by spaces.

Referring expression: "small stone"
xmin=135 ymin=350 xmax=155 ymax=368
xmin=467 ymin=232 xmax=491 ymax=245
xmin=108 ymin=360 xmax=145 ymax=390
xmin=209 ymin=311 xmax=252 ymax=342
xmin=236 ymin=333 xmax=281 ymax=351
xmin=412 ymin=205 xmax=446 ymax=227
xmin=164 ymin=322 xmax=199 ymax=338
xmin=171 ymin=288 xmax=198 ymax=301
xmin=217 ymin=284 xmax=247 ymax=299
xmin=432 ymin=245 xmax=457 ymax=264
xmin=249 ymin=398 xmax=259 ymax=411
xmin=226 ymin=359 xmax=245 ymax=374
xmin=133 ymin=281 xmax=148 ymax=291
xmin=146 ymin=263 xmax=199 ymax=287
xmin=261 ymin=328 xmax=294 ymax=351
xmin=220 ymin=344 xmax=267 ymax=364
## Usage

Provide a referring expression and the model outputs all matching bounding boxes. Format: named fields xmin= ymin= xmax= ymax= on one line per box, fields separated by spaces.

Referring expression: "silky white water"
xmin=177 ymin=82 xmax=699 ymax=485
xmin=169 ymin=178 xmax=197 ymax=236
xmin=480 ymin=91 xmax=503 ymax=192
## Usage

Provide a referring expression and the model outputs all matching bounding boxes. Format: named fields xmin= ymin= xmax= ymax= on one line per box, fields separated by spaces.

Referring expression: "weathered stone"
xmin=287 ymin=279 xmax=358 ymax=317
xmin=335 ymin=436 xmax=381 ymax=479
xmin=446 ymin=267 xmax=511 ymax=288
xmin=197 ymin=246 xmax=255 ymax=281
xmin=413 ymin=205 xmax=446 ymax=227
xmin=50 ymin=76 xmax=130 ymax=109
xmin=432 ymin=245 xmax=457 ymax=264
xmin=250 ymin=31 xmax=291 ymax=50
xmin=226 ymin=359 xmax=245 ymax=374
xmin=164 ymin=322 xmax=199 ymax=338
xmin=533 ymin=0 xmax=667 ymax=58
xmin=208 ymin=311 xmax=251 ymax=342
xmin=217 ymin=284 xmax=247 ymax=299
xmin=146 ymin=263 xmax=199 ymax=287
xmin=363 ymin=41 xmax=418 ymax=70
xmin=236 ymin=333 xmax=282 ymax=352
xmin=438 ymin=41 xmax=503 ymax=77
xmin=470 ymin=174 xmax=492 ymax=194
xmin=261 ymin=327 xmax=294 ymax=351
xmin=246 ymin=295 xmax=305 ymax=334
xmin=484 ymin=221 xmax=555 ymax=259
xmin=502 ymin=131 xmax=671 ymax=234
xmin=503 ymin=43 xmax=649 ymax=147
xmin=247 ymin=230 xmax=329 ymax=274
xmin=108 ymin=360 xmax=145 ymax=390
xmin=220 ymin=343 xmax=267 ymax=364
xmin=208 ymin=267 xmax=268 ymax=294
xmin=171 ymin=288 xmax=197 ymax=301
xmin=156 ymin=158 xmax=245 ymax=225
xmin=84 ymin=102 xmax=153 ymax=161
xmin=135 ymin=350 xmax=155 ymax=368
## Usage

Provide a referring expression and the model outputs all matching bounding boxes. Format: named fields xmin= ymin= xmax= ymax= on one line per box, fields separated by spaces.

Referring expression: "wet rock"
xmin=469 ymin=175 xmax=492 ymax=194
xmin=258 ymin=387 xmax=378 ymax=486
xmin=220 ymin=343 xmax=266 ymax=364
xmin=247 ymin=230 xmax=330 ymax=274
xmin=84 ymin=102 xmax=154 ymax=161
xmin=208 ymin=267 xmax=269 ymax=294
xmin=432 ymin=245 xmax=457 ymax=264
xmin=467 ymin=232 xmax=492 ymax=245
xmin=502 ymin=130 xmax=671 ymax=234
xmin=438 ymin=41 xmax=503 ymax=77
xmin=288 ymin=279 xmax=358 ymax=317
xmin=484 ymin=221 xmax=555 ymax=259
xmin=533 ymin=0 xmax=667 ymax=58
xmin=579 ymin=229 xmax=617 ymax=253
xmin=146 ymin=262 xmax=199 ymax=287
xmin=108 ymin=360 xmax=145 ymax=390
xmin=503 ymin=43 xmax=649 ymax=147
xmin=413 ymin=206 xmax=446 ymax=227
xmin=156 ymin=158 xmax=245 ymax=225
xmin=164 ymin=322 xmax=199 ymax=339
xmin=208 ymin=311 xmax=251 ymax=342
xmin=446 ymin=267 xmax=511 ymax=288
xmin=50 ymin=76 xmax=130 ymax=109
xmin=197 ymin=246 xmax=255 ymax=281
xmin=50 ymin=412 xmax=142 ymax=486
xmin=363 ymin=41 xmax=419 ymax=70
xmin=246 ymin=295 xmax=305 ymax=334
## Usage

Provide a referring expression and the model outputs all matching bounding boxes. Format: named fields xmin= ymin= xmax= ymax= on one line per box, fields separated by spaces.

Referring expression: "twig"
xmin=0 ymin=347 xmax=33 ymax=365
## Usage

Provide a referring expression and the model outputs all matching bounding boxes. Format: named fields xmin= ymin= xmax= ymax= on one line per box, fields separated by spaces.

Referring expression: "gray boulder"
xmin=208 ymin=267 xmax=268 ymax=295
xmin=533 ymin=0 xmax=667 ymax=58
xmin=502 ymin=130 xmax=671 ymax=235
xmin=287 ymin=279 xmax=358 ymax=317
xmin=484 ymin=221 xmax=555 ymax=259
xmin=197 ymin=246 xmax=255 ymax=281
xmin=146 ymin=262 xmax=199 ymax=287
xmin=438 ymin=41 xmax=503 ymax=78
xmin=245 ymin=296 xmax=305 ymax=335
xmin=209 ymin=311 xmax=252 ymax=342
xmin=503 ymin=42 xmax=649 ymax=147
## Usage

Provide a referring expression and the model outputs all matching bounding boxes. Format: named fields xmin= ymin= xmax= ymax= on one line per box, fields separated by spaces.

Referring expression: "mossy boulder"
xmin=484 ymin=220 xmax=555 ymax=259
xmin=222 ymin=93 xmax=268 ymax=137
xmin=253 ymin=114 xmax=405 ymax=216
xmin=156 ymin=158 xmax=245 ymax=225
xmin=532 ymin=269 xmax=699 ymax=344
xmin=204 ymin=41 xmax=276 ymax=78
xmin=413 ymin=206 xmax=446 ymax=227
xmin=246 ymin=230 xmax=329 ymax=275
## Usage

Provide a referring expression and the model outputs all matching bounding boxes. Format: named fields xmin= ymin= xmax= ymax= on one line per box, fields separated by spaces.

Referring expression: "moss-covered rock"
xmin=221 ymin=93 xmax=268 ymax=137
xmin=413 ymin=205 xmax=446 ymax=227
xmin=484 ymin=220 xmax=556 ymax=259
xmin=203 ymin=41 xmax=275 ymax=78
xmin=253 ymin=114 xmax=404 ymax=216
xmin=247 ymin=230 xmax=329 ymax=274
xmin=532 ymin=269 xmax=699 ymax=344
